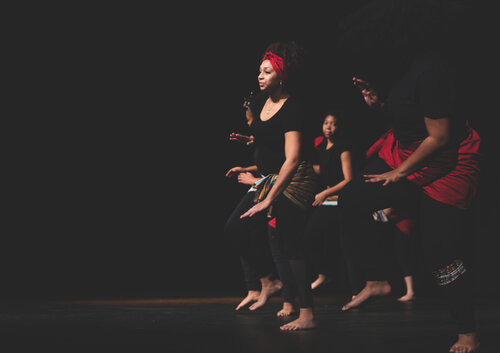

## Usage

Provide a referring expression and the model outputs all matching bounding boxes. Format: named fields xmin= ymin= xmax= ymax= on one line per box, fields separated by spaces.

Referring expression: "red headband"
xmin=262 ymin=52 xmax=287 ymax=82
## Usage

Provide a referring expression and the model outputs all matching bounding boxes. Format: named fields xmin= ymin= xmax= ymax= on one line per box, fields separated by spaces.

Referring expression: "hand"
xmin=226 ymin=166 xmax=245 ymax=178
xmin=312 ymin=191 xmax=328 ymax=207
xmin=229 ymin=133 xmax=255 ymax=146
xmin=240 ymin=199 xmax=272 ymax=218
xmin=352 ymin=77 xmax=384 ymax=110
xmin=238 ymin=172 xmax=259 ymax=185
xmin=364 ymin=169 xmax=404 ymax=186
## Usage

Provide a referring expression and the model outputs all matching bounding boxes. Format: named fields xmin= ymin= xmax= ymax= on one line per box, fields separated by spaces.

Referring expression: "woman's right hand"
xmin=237 ymin=172 xmax=259 ymax=185
xmin=229 ymin=133 xmax=255 ymax=146
xmin=226 ymin=166 xmax=245 ymax=178
xmin=352 ymin=76 xmax=385 ymax=110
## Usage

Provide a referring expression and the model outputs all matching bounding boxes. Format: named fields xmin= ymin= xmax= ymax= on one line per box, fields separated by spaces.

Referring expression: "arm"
xmin=353 ymin=76 xmax=385 ymax=111
xmin=245 ymin=109 xmax=254 ymax=126
xmin=313 ymin=164 xmax=320 ymax=175
xmin=312 ymin=151 xmax=353 ymax=206
xmin=225 ymin=165 xmax=259 ymax=178
xmin=365 ymin=117 xmax=450 ymax=186
xmin=240 ymin=131 xmax=301 ymax=218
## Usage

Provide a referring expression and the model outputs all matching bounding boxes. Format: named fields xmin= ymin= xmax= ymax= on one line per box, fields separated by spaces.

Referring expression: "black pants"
xmin=392 ymin=224 xmax=416 ymax=279
xmin=239 ymin=224 xmax=295 ymax=303
xmin=339 ymin=157 xmax=476 ymax=333
xmin=304 ymin=206 xmax=339 ymax=277
xmin=225 ymin=191 xmax=312 ymax=308
xmin=303 ymin=205 xmax=365 ymax=295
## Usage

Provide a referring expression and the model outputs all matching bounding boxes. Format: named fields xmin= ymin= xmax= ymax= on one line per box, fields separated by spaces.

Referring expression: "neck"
xmin=268 ymin=87 xmax=288 ymax=102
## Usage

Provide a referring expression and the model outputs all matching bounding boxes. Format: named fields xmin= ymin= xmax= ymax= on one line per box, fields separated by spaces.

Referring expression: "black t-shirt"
xmin=386 ymin=51 xmax=465 ymax=143
xmin=317 ymin=138 xmax=351 ymax=190
xmin=249 ymin=92 xmax=306 ymax=176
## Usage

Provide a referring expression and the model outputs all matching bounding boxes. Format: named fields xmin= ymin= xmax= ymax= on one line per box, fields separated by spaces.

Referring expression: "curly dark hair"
xmin=262 ymin=41 xmax=306 ymax=95
xmin=263 ymin=41 xmax=304 ymax=76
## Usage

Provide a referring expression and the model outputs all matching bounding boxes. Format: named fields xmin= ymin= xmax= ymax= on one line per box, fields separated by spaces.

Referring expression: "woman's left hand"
xmin=364 ymin=169 xmax=404 ymax=186
xmin=229 ymin=133 xmax=255 ymax=146
xmin=240 ymin=199 xmax=272 ymax=219
xmin=312 ymin=192 xmax=327 ymax=207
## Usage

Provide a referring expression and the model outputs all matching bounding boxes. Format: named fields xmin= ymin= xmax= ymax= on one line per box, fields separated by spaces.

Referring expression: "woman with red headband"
xmin=226 ymin=94 xmax=297 ymax=317
xmin=224 ymin=41 xmax=319 ymax=331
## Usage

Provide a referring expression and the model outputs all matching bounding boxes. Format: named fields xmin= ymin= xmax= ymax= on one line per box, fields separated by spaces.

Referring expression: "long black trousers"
xmin=338 ymin=157 xmax=476 ymax=333
xmin=225 ymin=191 xmax=312 ymax=308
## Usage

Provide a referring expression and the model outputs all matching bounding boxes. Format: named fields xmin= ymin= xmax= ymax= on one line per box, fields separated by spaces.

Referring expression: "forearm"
xmin=242 ymin=165 xmax=258 ymax=173
xmin=264 ymin=159 xmax=299 ymax=203
xmin=321 ymin=179 xmax=350 ymax=197
xmin=395 ymin=135 xmax=449 ymax=177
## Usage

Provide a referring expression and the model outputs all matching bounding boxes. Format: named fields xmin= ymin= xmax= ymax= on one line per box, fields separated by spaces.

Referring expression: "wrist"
xmin=394 ymin=167 xmax=407 ymax=179
xmin=262 ymin=197 xmax=274 ymax=206
xmin=322 ymin=189 xmax=333 ymax=197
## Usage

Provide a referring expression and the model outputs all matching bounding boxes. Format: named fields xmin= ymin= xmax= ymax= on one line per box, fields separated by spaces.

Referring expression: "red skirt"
xmin=367 ymin=123 xmax=481 ymax=210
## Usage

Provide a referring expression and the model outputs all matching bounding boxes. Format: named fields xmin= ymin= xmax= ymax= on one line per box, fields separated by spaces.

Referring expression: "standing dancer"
xmin=336 ymin=1 xmax=481 ymax=351
xmin=224 ymin=41 xmax=319 ymax=331
xmin=226 ymin=94 xmax=296 ymax=317
xmin=303 ymin=110 xmax=361 ymax=296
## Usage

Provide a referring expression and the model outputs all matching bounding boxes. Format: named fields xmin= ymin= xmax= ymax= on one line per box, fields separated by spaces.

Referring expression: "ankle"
xmin=298 ymin=308 xmax=314 ymax=320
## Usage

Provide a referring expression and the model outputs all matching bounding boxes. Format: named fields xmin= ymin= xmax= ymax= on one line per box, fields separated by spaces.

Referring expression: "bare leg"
xmin=235 ymin=290 xmax=260 ymax=311
xmin=280 ymin=308 xmax=317 ymax=331
xmin=249 ymin=276 xmax=282 ymax=311
xmin=449 ymin=332 xmax=480 ymax=353
xmin=397 ymin=275 xmax=416 ymax=302
xmin=311 ymin=274 xmax=330 ymax=290
xmin=341 ymin=280 xmax=391 ymax=311
xmin=277 ymin=301 xmax=296 ymax=317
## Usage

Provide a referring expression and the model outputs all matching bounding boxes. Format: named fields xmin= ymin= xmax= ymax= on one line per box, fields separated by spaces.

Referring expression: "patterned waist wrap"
xmin=252 ymin=161 xmax=318 ymax=216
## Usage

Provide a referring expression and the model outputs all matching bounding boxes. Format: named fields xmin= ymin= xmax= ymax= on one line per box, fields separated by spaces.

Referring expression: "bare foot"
xmin=280 ymin=308 xmax=317 ymax=331
xmin=341 ymin=281 xmax=391 ymax=311
xmin=397 ymin=292 xmax=416 ymax=302
xmin=235 ymin=290 xmax=260 ymax=311
xmin=311 ymin=274 xmax=330 ymax=290
xmin=249 ymin=277 xmax=282 ymax=311
xmin=277 ymin=302 xmax=296 ymax=317
xmin=449 ymin=332 xmax=480 ymax=353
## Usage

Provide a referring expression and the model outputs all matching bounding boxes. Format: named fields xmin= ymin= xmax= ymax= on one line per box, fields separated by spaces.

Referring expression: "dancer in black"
xmin=336 ymin=1 xmax=481 ymax=351
xmin=303 ymin=110 xmax=361 ymax=296
xmin=226 ymin=94 xmax=296 ymax=317
xmin=224 ymin=41 xmax=319 ymax=331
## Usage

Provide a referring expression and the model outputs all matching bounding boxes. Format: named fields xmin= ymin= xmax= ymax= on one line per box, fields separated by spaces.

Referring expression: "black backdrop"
xmin=7 ymin=2 xmax=498 ymax=301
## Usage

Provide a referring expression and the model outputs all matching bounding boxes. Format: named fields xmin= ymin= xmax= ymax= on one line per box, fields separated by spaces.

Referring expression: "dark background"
xmin=6 ymin=2 xmax=498 ymax=302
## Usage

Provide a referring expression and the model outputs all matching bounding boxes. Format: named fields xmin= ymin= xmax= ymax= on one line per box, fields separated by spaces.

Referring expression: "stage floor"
xmin=0 ymin=295 xmax=497 ymax=352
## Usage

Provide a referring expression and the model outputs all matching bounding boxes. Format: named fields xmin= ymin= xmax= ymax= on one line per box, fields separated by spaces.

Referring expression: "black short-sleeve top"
xmin=316 ymin=138 xmax=351 ymax=190
xmin=249 ymin=92 xmax=305 ymax=176
xmin=386 ymin=51 xmax=465 ymax=144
